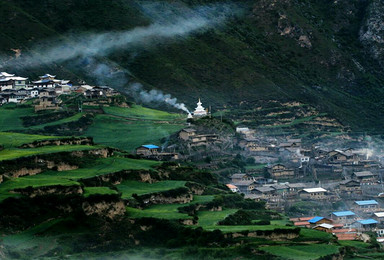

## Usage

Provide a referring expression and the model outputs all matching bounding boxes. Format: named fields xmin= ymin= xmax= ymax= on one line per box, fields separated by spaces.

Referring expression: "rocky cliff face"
xmin=360 ymin=0 xmax=384 ymax=65
xmin=82 ymin=199 xmax=125 ymax=219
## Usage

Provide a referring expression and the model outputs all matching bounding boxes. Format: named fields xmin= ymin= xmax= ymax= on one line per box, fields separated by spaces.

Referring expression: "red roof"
xmin=332 ymin=229 xmax=357 ymax=233
xmin=332 ymin=224 xmax=345 ymax=228
xmin=290 ymin=218 xmax=299 ymax=222
xmin=336 ymin=233 xmax=357 ymax=241
xmin=299 ymin=217 xmax=314 ymax=221
xmin=294 ymin=221 xmax=310 ymax=226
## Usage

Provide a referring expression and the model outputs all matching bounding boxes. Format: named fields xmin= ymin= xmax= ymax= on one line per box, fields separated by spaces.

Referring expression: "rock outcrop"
xmin=13 ymin=185 xmax=83 ymax=198
xmin=82 ymin=199 xmax=125 ymax=219
xmin=360 ymin=0 xmax=384 ymax=65
xmin=0 ymin=148 xmax=113 ymax=183
xmin=18 ymin=137 xmax=94 ymax=148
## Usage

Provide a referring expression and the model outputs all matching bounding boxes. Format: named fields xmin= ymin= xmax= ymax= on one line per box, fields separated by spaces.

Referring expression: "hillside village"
xmin=0 ymin=72 xmax=119 ymax=111
xmin=4 ymin=71 xmax=384 ymax=243
xmin=2 ymin=71 xmax=384 ymax=258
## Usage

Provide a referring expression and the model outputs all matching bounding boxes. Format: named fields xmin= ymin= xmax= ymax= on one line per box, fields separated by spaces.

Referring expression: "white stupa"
xmin=192 ymin=98 xmax=207 ymax=117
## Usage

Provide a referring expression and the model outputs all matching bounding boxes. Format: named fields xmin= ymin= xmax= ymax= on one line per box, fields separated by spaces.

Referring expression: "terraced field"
xmin=86 ymin=114 xmax=184 ymax=151
xmin=260 ymin=244 xmax=340 ymax=260
xmin=0 ymin=103 xmax=185 ymax=152
xmin=0 ymin=132 xmax=66 ymax=148
xmin=0 ymin=156 xmax=160 ymax=202
xmin=43 ymin=157 xmax=160 ymax=179
xmin=103 ymin=105 xmax=183 ymax=121
xmin=118 ymin=180 xmax=186 ymax=199
xmin=0 ymin=145 xmax=98 ymax=161
xmin=127 ymin=204 xmax=192 ymax=220
xmin=0 ymin=104 xmax=34 ymax=131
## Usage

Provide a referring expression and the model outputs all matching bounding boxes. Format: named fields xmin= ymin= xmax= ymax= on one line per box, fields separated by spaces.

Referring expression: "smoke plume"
xmin=0 ymin=2 xmax=240 ymax=113
xmin=129 ymin=83 xmax=190 ymax=113
xmin=1 ymin=3 xmax=239 ymax=69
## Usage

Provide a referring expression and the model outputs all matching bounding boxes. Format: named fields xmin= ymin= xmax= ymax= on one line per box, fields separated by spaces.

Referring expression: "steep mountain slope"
xmin=1 ymin=0 xmax=384 ymax=130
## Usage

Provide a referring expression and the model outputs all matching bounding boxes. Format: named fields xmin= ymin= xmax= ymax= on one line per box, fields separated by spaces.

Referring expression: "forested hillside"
xmin=1 ymin=0 xmax=384 ymax=130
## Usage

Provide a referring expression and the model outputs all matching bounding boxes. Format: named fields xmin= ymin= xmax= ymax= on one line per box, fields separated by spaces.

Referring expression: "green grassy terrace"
xmin=0 ymin=156 xmax=160 ymax=202
xmin=83 ymin=187 xmax=118 ymax=197
xmin=0 ymin=132 xmax=66 ymax=148
xmin=85 ymin=114 xmax=184 ymax=151
xmin=43 ymin=157 xmax=160 ymax=179
xmin=0 ymin=145 xmax=99 ymax=161
xmin=103 ymin=105 xmax=184 ymax=121
xmin=260 ymin=244 xmax=340 ymax=260
xmin=118 ymin=180 xmax=186 ymax=199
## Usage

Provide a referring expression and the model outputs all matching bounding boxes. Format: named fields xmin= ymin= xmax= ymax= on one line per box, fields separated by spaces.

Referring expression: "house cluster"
xmin=0 ymin=72 xmax=70 ymax=107
xmin=237 ymin=126 xmax=382 ymax=179
xmin=228 ymin=172 xmax=339 ymax=211
xmin=0 ymin=72 xmax=119 ymax=111
xmin=290 ymin=200 xmax=384 ymax=242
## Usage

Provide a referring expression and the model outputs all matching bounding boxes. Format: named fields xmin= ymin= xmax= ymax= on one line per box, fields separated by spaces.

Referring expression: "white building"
xmin=192 ymin=98 xmax=207 ymax=117
xmin=33 ymin=74 xmax=70 ymax=88
xmin=0 ymin=72 xmax=28 ymax=90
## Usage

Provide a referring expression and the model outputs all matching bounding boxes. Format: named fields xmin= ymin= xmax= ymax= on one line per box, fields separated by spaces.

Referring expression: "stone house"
xmin=189 ymin=134 xmax=220 ymax=147
xmin=339 ymin=180 xmax=361 ymax=195
xmin=136 ymin=144 xmax=160 ymax=156
xmin=313 ymin=223 xmax=334 ymax=233
xmin=267 ymin=164 xmax=295 ymax=179
xmin=233 ymin=180 xmax=256 ymax=194
xmin=308 ymin=216 xmax=333 ymax=226
xmin=331 ymin=211 xmax=356 ymax=225
xmin=252 ymin=186 xmax=277 ymax=199
xmin=179 ymin=128 xmax=197 ymax=141
xmin=230 ymin=173 xmax=253 ymax=183
xmin=34 ymin=96 xmax=59 ymax=111
xmin=352 ymin=219 xmax=378 ymax=231
xmin=327 ymin=150 xmax=358 ymax=164
xmin=354 ymin=200 xmax=379 ymax=212
xmin=352 ymin=171 xmax=377 ymax=184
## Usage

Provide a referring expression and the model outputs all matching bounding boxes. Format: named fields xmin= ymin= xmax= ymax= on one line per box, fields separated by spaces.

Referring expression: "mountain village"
xmin=0 ymin=72 xmax=119 ymax=111
xmin=2 ymin=70 xmax=384 ymax=246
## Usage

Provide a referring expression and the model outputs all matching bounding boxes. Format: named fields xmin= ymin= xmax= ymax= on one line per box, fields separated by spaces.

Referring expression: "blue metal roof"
xmin=308 ymin=216 xmax=324 ymax=223
xmin=358 ymin=219 xmax=378 ymax=225
xmin=355 ymin=200 xmax=378 ymax=206
xmin=142 ymin=144 xmax=160 ymax=149
xmin=332 ymin=211 xmax=355 ymax=217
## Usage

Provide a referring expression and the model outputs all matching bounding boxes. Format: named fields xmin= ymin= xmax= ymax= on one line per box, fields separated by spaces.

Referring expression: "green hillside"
xmin=1 ymin=0 xmax=384 ymax=130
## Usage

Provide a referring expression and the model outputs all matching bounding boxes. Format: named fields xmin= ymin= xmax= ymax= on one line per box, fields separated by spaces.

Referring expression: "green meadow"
xmin=43 ymin=157 xmax=160 ymax=179
xmin=86 ymin=114 xmax=184 ymax=151
xmin=260 ymin=244 xmax=340 ymax=260
xmin=117 ymin=180 xmax=186 ymax=199
xmin=0 ymin=104 xmax=34 ymax=131
xmin=0 ymin=156 xmax=160 ymax=202
xmin=0 ymin=145 xmax=98 ymax=161
xmin=29 ymin=112 xmax=85 ymax=129
xmin=103 ymin=105 xmax=183 ymax=121
xmin=0 ymin=175 xmax=80 ymax=202
xmin=197 ymin=209 xmax=238 ymax=228
xmin=83 ymin=187 xmax=118 ymax=197
xmin=126 ymin=204 xmax=192 ymax=220
xmin=0 ymin=132 xmax=65 ymax=148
